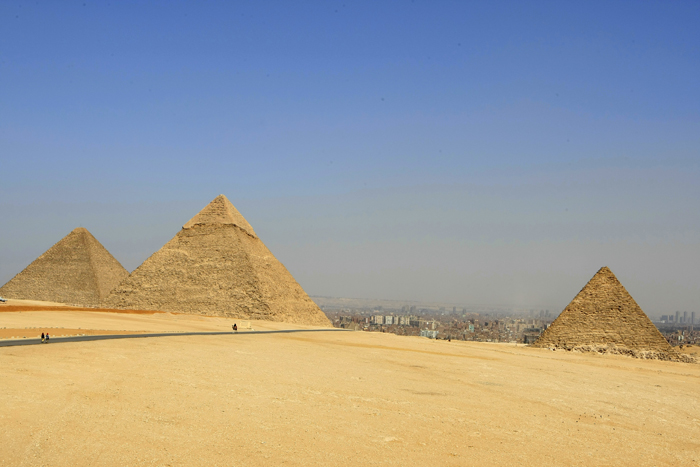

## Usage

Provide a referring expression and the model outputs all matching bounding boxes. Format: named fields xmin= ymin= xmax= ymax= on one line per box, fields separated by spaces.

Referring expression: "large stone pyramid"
xmin=532 ymin=266 xmax=677 ymax=357
xmin=0 ymin=227 xmax=129 ymax=306
xmin=103 ymin=195 xmax=330 ymax=326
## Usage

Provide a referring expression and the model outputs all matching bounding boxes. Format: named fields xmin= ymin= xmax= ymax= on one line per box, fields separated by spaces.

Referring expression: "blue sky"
xmin=1 ymin=1 xmax=698 ymax=315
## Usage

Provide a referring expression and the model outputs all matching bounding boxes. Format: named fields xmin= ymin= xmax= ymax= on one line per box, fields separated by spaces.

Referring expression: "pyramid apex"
xmin=72 ymin=227 xmax=89 ymax=234
xmin=593 ymin=266 xmax=618 ymax=280
xmin=183 ymin=195 xmax=256 ymax=237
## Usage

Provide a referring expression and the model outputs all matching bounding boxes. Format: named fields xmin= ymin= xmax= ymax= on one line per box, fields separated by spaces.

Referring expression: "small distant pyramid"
xmin=103 ymin=195 xmax=330 ymax=326
xmin=532 ymin=267 xmax=677 ymax=358
xmin=0 ymin=227 xmax=129 ymax=306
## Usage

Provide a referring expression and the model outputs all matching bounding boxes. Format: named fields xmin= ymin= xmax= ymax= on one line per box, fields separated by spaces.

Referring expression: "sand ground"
xmin=1 ymin=301 xmax=699 ymax=466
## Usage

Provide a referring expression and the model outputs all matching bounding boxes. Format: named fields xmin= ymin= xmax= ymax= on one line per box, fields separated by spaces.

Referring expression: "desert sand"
xmin=1 ymin=301 xmax=699 ymax=466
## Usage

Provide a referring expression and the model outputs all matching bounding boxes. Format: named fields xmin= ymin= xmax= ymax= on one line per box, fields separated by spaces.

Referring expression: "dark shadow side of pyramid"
xmin=532 ymin=267 xmax=680 ymax=360
xmin=102 ymin=195 xmax=330 ymax=326
xmin=0 ymin=227 xmax=129 ymax=307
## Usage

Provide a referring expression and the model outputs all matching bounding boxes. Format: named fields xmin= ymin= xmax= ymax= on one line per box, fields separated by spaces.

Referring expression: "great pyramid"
xmin=532 ymin=266 xmax=678 ymax=359
xmin=0 ymin=227 xmax=129 ymax=307
xmin=103 ymin=195 xmax=330 ymax=326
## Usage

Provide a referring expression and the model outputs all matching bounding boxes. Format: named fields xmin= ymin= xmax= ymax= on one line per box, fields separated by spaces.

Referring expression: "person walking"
xmin=41 ymin=332 xmax=45 ymax=343
xmin=45 ymin=332 xmax=49 ymax=343
xmin=233 ymin=323 xmax=238 ymax=332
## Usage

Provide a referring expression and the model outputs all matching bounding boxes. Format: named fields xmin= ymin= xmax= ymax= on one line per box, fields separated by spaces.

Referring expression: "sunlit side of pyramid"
xmin=532 ymin=266 xmax=676 ymax=356
xmin=0 ymin=227 xmax=129 ymax=306
xmin=103 ymin=195 xmax=330 ymax=326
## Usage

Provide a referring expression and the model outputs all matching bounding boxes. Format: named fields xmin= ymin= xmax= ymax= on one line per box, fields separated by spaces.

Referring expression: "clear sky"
xmin=1 ymin=1 xmax=698 ymax=316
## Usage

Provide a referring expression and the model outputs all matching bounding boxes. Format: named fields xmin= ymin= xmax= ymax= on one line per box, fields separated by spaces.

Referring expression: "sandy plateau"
xmin=1 ymin=300 xmax=699 ymax=466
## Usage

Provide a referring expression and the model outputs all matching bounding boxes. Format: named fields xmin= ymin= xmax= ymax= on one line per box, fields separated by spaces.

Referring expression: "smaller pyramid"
xmin=532 ymin=267 xmax=677 ymax=358
xmin=0 ymin=227 xmax=129 ymax=307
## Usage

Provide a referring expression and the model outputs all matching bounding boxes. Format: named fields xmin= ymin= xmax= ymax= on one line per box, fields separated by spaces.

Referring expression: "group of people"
xmin=41 ymin=332 xmax=50 ymax=343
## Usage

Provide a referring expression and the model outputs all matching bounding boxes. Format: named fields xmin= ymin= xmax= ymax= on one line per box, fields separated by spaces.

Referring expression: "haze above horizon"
xmin=1 ymin=1 xmax=698 ymax=315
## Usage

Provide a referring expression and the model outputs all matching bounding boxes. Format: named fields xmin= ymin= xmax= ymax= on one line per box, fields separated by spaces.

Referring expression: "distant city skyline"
xmin=1 ymin=2 xmax=698 ymax=315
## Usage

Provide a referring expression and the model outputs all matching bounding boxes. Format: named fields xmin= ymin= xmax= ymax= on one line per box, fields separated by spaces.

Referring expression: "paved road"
xmin=0 ymin=328 xmax=349 ymax=347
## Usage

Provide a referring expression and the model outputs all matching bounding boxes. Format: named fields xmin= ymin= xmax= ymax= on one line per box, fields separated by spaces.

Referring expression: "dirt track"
xmin=0 ymin=304 xmax=166 ymax=314
xmin=1 ymin=306 xmax=699 ymax=466
xmin=0 ymin=328 xmax=148 ymax=339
